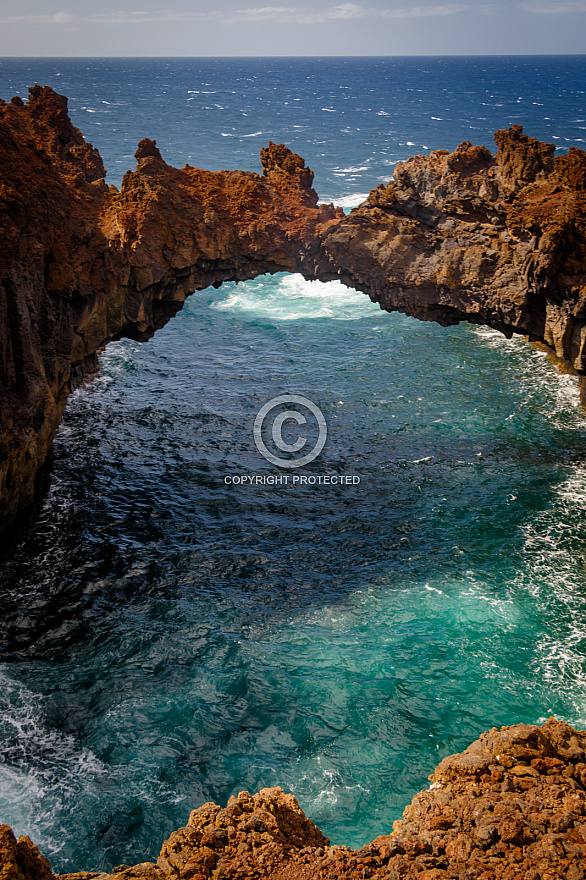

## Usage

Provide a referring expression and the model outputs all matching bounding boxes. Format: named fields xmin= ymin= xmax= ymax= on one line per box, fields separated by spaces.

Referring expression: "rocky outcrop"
xmin=3 ymin=718 xmax=586 ymax=880
xmin=0 ymin=825 xmax=54 ymax=880
xmin=1 ymin=87 xmax=586 ymax=554
xmin=321 ymin=125 xmax=586 ymax=376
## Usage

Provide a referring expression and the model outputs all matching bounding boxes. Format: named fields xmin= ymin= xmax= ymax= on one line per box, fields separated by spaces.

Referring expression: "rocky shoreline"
xmin=2 ymin=718 xmax=586 ymax=880
xmin=1 ymin=85 xmax=586 ymax=556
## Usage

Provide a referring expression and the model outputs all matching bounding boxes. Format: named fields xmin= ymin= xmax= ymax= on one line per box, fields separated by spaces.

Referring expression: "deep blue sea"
xmin=1 ymin=57 xmax=586 ymax=872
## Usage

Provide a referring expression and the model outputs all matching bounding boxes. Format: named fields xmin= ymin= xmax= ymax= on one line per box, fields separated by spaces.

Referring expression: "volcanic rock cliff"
xmin=323 ymin=128 xmax=586 ymax=368
xmin=0 ymin=85 xmax=342 ymax=556
xmin=3 ymin=718 xmax=586 ymax=880
xmin=1 ymin=85 xmax=586 ymax=554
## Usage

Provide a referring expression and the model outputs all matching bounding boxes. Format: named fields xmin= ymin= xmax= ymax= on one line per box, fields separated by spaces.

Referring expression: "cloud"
xmin=87 ymin=11 xmax=207 ymax=24
xmin=221 ymin=3 xmax=469 ymax=23
xmin=0 ymin=11 xmax=74 ymax=24
xmin=523 ymin=0 xmax=586 ymax=10
xmin=87 ymin=3 xmax=468 ymax=26
xmin=222 ymin=4 xmax=367 ymax=23
xmin=330 ymin=3 xmax=365 ymax=17
xmin=381 ymin=4 xmax=468 ymax=16
xmin=0 ymin=3 xmax=470 ymax=28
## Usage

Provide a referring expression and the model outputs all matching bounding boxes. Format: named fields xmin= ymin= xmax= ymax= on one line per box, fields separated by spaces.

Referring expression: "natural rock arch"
xmin=1 ymin=85 xmax=586 ymax=555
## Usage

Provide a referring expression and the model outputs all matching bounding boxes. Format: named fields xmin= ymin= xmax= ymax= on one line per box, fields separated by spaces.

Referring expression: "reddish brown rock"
xmin=321 ymin=126 xmax=586 ymax=385
xmin=2 ymin=86 xmax=586 ymax=554
xmin=0 ymin=825 xmax=55 ymax=880
xmin=4 ymin=719 xmax=586 ymax=880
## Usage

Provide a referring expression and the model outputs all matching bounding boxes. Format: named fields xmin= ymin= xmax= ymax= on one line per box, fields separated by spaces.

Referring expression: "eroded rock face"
xmin=4 ymin=719 xmax=586 ymax=880
xmin=0 ymin=86 xmax=113 ymax=555
xmin=0 ymin=86 xmax=341 ymax=557
xmin=1 ymin=86 xmax=586 ymax=554
xmin=321 ymin=125 xmax=586 ymax=377
xmin=0 ymin=824 xmax=54 ymax=880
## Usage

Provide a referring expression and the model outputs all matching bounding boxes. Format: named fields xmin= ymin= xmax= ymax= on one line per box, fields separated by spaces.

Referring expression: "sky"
xmin=0 ymin=0 xmax=584 ymax=56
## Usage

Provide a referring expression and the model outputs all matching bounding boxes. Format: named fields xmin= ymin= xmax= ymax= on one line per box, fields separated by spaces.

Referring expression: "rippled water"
xmin=1 ymin=57 xmax=586 ymax=871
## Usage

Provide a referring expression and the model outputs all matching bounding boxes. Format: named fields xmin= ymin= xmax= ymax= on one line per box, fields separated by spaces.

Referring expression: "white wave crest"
xmin=0 ymin=668 xmax=104 ymax=857
xmin=211 ymin=274 xmax=380 ymax=322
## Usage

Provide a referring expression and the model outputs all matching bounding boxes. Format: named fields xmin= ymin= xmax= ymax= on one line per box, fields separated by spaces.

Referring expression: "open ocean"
xmin=1 ymin=56 xmax=586 ymax=871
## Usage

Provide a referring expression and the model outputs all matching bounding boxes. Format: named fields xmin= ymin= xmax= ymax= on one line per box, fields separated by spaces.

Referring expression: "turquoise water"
xmin=1 ymin=58 xmax=586 ymax=871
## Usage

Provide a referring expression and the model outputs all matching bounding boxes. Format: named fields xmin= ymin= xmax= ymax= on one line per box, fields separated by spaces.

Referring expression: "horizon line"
xmin=1 ymin=52 xmax=586 ymax=59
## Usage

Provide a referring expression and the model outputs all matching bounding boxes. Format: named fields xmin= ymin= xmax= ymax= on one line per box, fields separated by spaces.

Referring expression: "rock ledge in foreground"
xmin=4 ymin=717 xmax=586 ymax=880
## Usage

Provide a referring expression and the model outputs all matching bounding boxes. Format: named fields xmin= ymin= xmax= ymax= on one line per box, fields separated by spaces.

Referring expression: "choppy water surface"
xmin=1 ymin=58 xmax=586 ymax=871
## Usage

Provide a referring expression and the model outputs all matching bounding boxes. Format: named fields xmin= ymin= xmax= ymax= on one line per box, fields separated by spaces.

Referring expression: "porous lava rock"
xmin=4 ymin=719 xmax=586 ymax=880
xmin=0 ymin=825 xmax=54 ymax=880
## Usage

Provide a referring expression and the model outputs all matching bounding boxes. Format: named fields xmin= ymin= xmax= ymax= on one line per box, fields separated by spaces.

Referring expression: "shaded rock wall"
xmin=1 ymin=87 xmax=586 ymax=554
xmin=3 ymin=718 xmax=586 ymax=880
xmin=0 ymin=86 xmax=341 ymax=557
